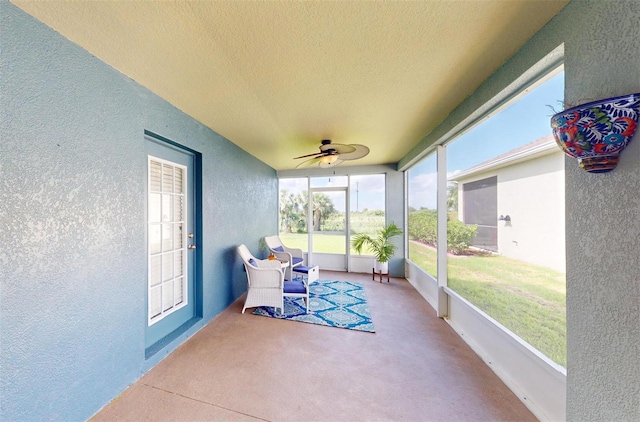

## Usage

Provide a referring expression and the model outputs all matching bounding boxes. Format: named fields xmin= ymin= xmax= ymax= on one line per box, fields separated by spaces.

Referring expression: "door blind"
xmin=148 ymin=157 xmax=188 ymax=324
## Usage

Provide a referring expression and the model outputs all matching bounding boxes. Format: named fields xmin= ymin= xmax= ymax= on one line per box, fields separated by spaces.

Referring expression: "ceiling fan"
xmin=294 ymin=140 xmax=370 ymax=168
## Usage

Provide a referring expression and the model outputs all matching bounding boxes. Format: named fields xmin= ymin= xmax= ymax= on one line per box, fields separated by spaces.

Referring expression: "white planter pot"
xmin=375 ymin=261 xmax=388 ymax=274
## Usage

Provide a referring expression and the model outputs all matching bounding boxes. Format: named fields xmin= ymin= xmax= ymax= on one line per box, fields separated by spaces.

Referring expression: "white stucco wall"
xmin=456 ymin=150 xmax=565 ymax=272
xmin=497 ymin=152 xmax=565 ymax=272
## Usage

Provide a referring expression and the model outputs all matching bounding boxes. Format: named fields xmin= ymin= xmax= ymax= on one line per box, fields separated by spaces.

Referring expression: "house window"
xmin=462 ymin=176 xmax=497 ymax=252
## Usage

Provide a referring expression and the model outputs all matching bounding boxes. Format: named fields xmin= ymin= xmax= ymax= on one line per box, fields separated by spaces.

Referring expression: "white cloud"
xmin=408 ymin=172 xmax=437 ymax=209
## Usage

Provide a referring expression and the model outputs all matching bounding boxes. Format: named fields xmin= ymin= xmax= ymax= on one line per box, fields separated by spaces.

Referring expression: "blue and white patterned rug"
xmin=252 ymin=280 xmax=375 ymax=333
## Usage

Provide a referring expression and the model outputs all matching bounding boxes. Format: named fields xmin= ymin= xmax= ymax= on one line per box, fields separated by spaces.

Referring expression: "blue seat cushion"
xmin=273 ymin=246 xmax=284 ymax=252
xmin=284 ymin=280 xmax=307 ymax=294
xmin=292 ymin=257 xmax=304 ymax=265
xmin=293 ymin=265 xmax=313 ymax=274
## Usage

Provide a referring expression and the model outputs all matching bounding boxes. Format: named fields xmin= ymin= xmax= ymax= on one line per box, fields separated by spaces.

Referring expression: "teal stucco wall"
xmin=0 ymin=2 xmax=277 ymax=420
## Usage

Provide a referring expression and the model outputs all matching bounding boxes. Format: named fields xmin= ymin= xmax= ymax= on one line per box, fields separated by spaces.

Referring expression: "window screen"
xmin=463 ymin=176 xmax=497 ymax=251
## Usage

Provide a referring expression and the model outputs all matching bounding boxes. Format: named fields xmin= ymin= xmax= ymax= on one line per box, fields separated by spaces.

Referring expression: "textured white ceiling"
xmin=13 ymin=0 xmax=568 ymax=170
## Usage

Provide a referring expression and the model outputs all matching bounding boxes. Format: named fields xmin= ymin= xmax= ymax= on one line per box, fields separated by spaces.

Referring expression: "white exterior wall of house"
xmin=497 ymin=151 xmax=565 ymax=272
xmin=455 ymin=148 xmax=565 ymax=272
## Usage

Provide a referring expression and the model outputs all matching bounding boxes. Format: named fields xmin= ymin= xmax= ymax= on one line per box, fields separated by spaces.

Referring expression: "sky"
xmin=408 ymin=71 xmax=565 ymax=210
xmin=281 ymin=71 xmax=564 ymax=213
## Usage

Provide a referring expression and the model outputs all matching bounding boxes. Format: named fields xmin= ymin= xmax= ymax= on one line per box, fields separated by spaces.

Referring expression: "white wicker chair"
xmin=264 ymin=235 xmax=304 ymax=281
xmin=237 ymin=244 xmax=309 ymax=314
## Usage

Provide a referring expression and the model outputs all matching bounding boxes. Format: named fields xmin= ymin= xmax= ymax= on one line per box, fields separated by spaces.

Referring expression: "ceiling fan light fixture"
xmin=319 ymin=154 xmax=339 ymax=165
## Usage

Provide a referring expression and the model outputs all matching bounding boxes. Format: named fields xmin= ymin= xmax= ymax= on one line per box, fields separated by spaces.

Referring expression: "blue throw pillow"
xmin=273 ymin=246 xmax=284 ymax=252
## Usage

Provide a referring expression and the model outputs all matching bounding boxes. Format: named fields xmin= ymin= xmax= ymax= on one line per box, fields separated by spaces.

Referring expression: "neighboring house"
xmin=449 ymin=135 xmax=565 ymax=272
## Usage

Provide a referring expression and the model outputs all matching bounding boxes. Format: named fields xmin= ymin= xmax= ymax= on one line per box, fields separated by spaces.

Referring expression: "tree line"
xmin=279 ymin=190 xmax=337 ymax=233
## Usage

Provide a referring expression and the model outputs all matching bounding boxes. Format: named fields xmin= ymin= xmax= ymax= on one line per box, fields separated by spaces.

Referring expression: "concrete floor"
xmin=92 ymin=271 xmax=536 ymax=421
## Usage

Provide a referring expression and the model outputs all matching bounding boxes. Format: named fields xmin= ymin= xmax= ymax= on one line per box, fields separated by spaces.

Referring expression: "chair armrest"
xmin=270 ymin=248 xmax=302 ymax=263
xmin=246 ymin=265 xmax=283 ymax=288
xmin=255 ymin=259 xmax=283 ymax=270
xmin=270 ymin=250 xmax=291 ymax=263
xmin=283 ymin=246 xmax=303 ymax=259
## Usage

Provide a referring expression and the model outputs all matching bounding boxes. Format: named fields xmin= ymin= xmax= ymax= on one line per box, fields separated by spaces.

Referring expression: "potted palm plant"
xmin=352 ymin=222 xmax=403 ymax=274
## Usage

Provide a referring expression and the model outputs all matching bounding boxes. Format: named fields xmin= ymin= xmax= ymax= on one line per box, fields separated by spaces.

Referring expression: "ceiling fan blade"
xmin=293 ymin=140 xmax=368 ymax=167
xmin=335 ymin=144 xmax=370 ymax=160
xmin=295 ymin=157 xmax=321 ymax=168
xmin=320 ymin=143 xmax=355 ymax=154
xmin=293 ymin=152 xmax=324 ymax=159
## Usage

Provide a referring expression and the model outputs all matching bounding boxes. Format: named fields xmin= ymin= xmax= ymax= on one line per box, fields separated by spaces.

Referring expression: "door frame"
xmin=144 ymin=130 xmax=203 ymax=358
xmin=308 ymin=186 xmax=349 ymax=271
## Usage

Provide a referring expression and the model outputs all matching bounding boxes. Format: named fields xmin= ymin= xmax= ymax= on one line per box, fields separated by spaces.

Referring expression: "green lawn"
xmin=279 ymin=232 xmax=363 ymax=254
xmin=409 ymin=240 xmax=566 ymax=367
xmin=279 ymin=212 xmax=384 ymax=254
xmin=281 ymin=225 xmax=567 ymax=368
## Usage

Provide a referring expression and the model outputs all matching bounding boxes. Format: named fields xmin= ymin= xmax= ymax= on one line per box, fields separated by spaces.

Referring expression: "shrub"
xmin=408 ymin=209 xmax=477 ymax=254
xmin=447 ymin=220 xmax=477 ymax=254
xmin=408 ymin=210 xmax=437 ymax=245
